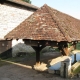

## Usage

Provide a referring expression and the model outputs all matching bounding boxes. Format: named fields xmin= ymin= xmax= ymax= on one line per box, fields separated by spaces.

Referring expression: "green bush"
xmin=22 ymin=0 xmax=31 ymax=4
xmin=72 ymin=66 xmax=80 ymax=75
xmin=76 ymin=42 xmax=80 ymax=50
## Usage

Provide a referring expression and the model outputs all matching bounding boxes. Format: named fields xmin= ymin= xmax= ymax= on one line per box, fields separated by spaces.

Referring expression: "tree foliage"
xmin=22 ymin=0 xmax=31 ymax=4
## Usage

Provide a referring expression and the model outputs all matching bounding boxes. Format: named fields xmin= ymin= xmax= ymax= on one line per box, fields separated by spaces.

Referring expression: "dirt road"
xmin=0 ymin=53 xmax=80 ymax=80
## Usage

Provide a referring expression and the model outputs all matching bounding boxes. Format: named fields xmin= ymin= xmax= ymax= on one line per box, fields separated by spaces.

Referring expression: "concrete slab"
xmin=72 ymin=50 xmax=80 ymax=54
xmin=48 ymin=56 xmax=71 ymax=66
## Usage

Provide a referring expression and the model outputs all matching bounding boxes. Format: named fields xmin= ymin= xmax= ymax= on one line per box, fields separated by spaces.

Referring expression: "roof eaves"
xmin=6 ymin=0 xmax=39 ymax=10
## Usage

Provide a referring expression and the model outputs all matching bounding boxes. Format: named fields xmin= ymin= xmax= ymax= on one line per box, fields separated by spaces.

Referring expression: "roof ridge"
xmin=6 ymin=0 xmax=39 ymax=10
xmin=44 ymin=4 xmax=71 ymax=42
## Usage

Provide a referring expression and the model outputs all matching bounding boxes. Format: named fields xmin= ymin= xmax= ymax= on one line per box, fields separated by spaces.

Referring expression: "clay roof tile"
xmin=5 ymin=4 xmax=80 ymax=42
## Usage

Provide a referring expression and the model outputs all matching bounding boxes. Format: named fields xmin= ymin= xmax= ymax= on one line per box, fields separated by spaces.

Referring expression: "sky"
xmin=31 ymin=0 xmax=80 ymax=20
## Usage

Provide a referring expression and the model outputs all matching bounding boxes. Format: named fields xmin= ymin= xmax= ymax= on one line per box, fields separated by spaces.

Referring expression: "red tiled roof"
xmin=5 ymin=4 xmax=80 ymax=42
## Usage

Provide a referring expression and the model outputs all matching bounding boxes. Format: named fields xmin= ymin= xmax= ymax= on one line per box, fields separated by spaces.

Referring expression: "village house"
xmin=0 ymin=0 xmax=38 ymax=57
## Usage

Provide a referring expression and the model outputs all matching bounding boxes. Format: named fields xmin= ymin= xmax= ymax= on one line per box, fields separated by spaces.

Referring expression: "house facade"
xmin=0 ymin=0 xmax=38 ymax=57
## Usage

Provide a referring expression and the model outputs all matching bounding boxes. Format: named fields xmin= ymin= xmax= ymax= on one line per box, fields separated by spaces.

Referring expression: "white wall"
xmin=0 ymin=4 xmax=33 ymax=39
xmin=0 ymin=4 xmax=34 ymax=56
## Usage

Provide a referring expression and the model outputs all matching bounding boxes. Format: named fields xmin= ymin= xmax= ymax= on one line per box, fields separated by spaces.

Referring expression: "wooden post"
xmin=74 ymin=54 xmax=77 ymax=63
xmin=73 ymin=42 xmax=77 ymax=63
xmin=36 ymin=44 xmax=40 ymax=66
xmin=23 ymin=40 xmax=45 ymax=66
xmin=32 ymin=44 xmax=44 ymax=66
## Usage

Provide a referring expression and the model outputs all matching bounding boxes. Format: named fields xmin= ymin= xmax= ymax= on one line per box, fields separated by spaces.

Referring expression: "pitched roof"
xmin=1 ymin=0 xmax=39 ymax=10
xmin=5 ymin=4 xmax=80 ymax=42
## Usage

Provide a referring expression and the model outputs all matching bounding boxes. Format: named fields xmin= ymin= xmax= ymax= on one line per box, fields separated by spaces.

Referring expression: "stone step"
xmin=48 ymin=56 xmax=71 ymax=66
xmin=72 ymin=50 xmax=80 ymax=54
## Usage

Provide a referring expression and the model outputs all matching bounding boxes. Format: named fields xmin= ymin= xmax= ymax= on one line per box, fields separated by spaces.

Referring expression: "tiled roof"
xmin=5 ymin=4 xmax=80 ymax=42
xmin=2 ymin=0 xmax=39 ymax=10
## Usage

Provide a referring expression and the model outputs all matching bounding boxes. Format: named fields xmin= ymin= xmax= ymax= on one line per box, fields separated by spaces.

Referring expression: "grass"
xmin=0 ymin=56 xmax=29 ymax=67
xmin=71 ymin=65 xmax=80 ymax=78
xmin=76 ymin=42 xmax=80 ymax=50
xmin=0 ymin=46 xmax=60 ymax=66
xmin=0 ymin=58 xmax=10 ymax=67
xmin=72 ymin=66 xmax=80 ymax=75
xmin=5 ymin=56 xmax=27 ymax=63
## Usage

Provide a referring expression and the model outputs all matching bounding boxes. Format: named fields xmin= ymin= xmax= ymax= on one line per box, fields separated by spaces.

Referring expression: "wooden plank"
xmin=23 ymin=39 xmax=58 ymax=47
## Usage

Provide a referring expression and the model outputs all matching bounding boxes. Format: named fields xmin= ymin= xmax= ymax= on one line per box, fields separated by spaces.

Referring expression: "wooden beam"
xmin=23 ymin=39 xmax=58 ymax=47
xmin=23 ymin=39 xmax=39 ymax=46
xmin=58 ymin=42 xmax=68 ymax=55
xmin=63 ymin=45 xmax=74 ymax=56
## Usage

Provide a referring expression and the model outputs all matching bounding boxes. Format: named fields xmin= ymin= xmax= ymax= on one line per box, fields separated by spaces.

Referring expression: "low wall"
xmin=12 ymin=39 xmax=35 ymax=57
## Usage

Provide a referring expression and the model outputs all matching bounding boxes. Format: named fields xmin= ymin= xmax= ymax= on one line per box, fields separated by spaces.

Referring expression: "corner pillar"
xmin=32 ymin=45 xmax=44 ymax=66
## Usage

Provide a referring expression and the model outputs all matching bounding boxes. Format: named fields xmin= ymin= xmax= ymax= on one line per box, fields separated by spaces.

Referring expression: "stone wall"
xmin=12 ymin=39 xmax=35 ymax=57
xmin=0 ymin=4 xmax=33 ymax=39
xmin=60 ymin=58 xmax=71 ymax=78
xmin=0 ymin=3 xmax=34 ymax=56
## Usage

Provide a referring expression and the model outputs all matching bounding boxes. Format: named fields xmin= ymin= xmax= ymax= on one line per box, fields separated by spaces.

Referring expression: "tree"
xmin=22 ymin=0 xmax=31 ymax=4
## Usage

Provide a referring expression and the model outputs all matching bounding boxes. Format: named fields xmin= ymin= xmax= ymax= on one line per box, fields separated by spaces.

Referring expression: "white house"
xmin=0 ymin=0 xmax=38 ymax=57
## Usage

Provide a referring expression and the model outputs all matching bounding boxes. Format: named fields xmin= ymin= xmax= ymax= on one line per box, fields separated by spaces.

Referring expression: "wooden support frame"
xmin=23 ymin=39 xmax=58 ymax=66
xmin=23 ymin=39 xmax=58 ymax=47
xmin=58 ymin=42 xmax=69 ymax=56
xmin=32 ymin=44 xmax=45 ymax=66
xmin=58 ymin=41 xmax=77 ymax=56
xmin=23 ymin=39 xmax=78 ymax=65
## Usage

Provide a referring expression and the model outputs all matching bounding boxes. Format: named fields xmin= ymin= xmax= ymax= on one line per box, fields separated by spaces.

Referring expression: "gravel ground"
xmin=0 ymin=53 xmax=80 ymax=80
xmin=0 ymin=64 xmax=80 ymax=80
